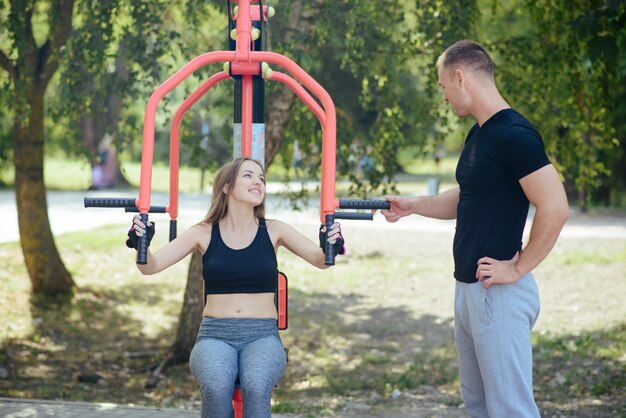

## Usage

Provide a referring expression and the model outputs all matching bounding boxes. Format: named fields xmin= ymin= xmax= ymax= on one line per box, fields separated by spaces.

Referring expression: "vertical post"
xmin=232 ymin=0 xmax=265 ymax=164
xmin=241 ymin=75 xmax=253 ymax=156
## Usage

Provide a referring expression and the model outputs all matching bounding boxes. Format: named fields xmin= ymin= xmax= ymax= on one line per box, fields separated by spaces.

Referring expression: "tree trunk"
xmin=169 ymin=250 xmax=204 ymax=364
xmin=4 ymin=0 xmax=75 ymax=298
xmin=264 ymin=1 xmax=317 ymax=168
xmin=14 ymin=88 xmax=75 ymax=297
xmin=83 ymin=40 xmax=131 ymax=189
xmin=145 ymin=251 xmax=203 ymax=386
xmin=265 ymin=84 xmax=298 ymax=167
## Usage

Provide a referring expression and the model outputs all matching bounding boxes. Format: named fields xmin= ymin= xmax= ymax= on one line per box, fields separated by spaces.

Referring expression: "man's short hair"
xmin=438 ymin=40 xmax=494 ymax=77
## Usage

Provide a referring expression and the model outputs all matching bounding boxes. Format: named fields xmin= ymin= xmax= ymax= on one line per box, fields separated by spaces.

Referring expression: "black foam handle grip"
xmin=136 ymin=213 xmax=149 ymax=265
xmin=124 ymin=206 xmax=167 ymax=213
xmin=324 ymin=214 xmax=335 ymax=266
xmin=169 ymin=220 xmax=177 ymax=242
xmin=84 ymin=197 xmax=136 ymax=208
xmin=338 ymin=199 xmax=390 ymax=210
xmin=334 ymin=211 xmax=374 ymax=221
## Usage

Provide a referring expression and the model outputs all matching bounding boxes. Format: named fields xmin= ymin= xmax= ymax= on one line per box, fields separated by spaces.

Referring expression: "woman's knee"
xmin=240 ymin=335 xmax=286 ymax=368
xmin=198 ymin=380 xmax=234 ymax=403
xmin=240 ymin=372 xmax=277 ymax=392
xmin=239 ymin=340 xmax=286 ymax=400
xmin=190 ymin=339 xmax=238 ymax=398
xmin=239 ymin=359 xmax=285 ymax=401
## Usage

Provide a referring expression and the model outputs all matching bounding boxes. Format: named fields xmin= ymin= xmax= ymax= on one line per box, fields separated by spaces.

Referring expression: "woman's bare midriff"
xmin=203 ymin=292 xmax=277 ymax=319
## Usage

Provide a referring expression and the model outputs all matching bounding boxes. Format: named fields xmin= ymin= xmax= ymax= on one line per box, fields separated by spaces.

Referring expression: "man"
xmin=381 ymin=40 xmax=569 ymax=417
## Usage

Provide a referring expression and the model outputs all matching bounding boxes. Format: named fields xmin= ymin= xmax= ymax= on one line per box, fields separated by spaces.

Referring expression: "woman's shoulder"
xmin=186 ymin=222 xmax=213 ymax=253
xmin=180 ymin=222 xmax=212 ymax=243
xmin=264 ymin=218 xmax=289 ymax=235
xmin=265 ymin=218 xmax=305 ymax=239
xmin=264 ymin=218 xmax=285 ymax=229
xmin=190 ymin=221 xmax=212 ymax=233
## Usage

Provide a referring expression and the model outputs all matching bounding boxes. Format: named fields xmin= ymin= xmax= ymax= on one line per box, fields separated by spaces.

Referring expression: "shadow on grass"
xmin=0 ymin=281 xmax=460 ymax=415
xmin=533 ymin=324 xmax=626 ymax=418
xmin=273 ymin=288 xmax=461 ymax=414
xmin=0 ymin=281 xmax=197 ymax=407
xmin=1 ymin=281 xmax=624 ymax=417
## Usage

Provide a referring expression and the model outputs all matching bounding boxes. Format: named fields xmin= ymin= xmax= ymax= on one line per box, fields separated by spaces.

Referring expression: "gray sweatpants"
xmin=189 ymin=317 xmax=287 ymax=418
xmin=454 ymin=273 xmax=541 ymax=418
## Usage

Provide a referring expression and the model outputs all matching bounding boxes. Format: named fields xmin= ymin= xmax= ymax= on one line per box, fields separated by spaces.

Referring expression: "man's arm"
xmin=382 ymin=187 xmax=460 ymax=222
xmin=477 ymin=164 xmax=569 ymax=287
xmin=515 ymin=164 xmax=570 ymax=275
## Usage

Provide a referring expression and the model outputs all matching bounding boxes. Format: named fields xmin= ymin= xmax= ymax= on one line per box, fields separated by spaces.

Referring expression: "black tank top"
xmin=202 ymin=218 xmax=278 ymax=296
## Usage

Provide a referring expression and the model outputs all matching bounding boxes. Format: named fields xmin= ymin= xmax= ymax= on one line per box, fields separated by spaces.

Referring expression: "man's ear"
xmin=454 ymin=68 xmax=465 ymax=86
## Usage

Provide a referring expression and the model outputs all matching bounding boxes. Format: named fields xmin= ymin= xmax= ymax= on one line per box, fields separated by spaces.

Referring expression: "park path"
xmin=0 ymin=397 xmax=199 ymax=418
xmin=0 ymin=397 xmax=469 ymax=418
xmin=0 ymin=188 xmax=308 ymax=244
xmin=1 ymin=188 xmax=625 ymax=245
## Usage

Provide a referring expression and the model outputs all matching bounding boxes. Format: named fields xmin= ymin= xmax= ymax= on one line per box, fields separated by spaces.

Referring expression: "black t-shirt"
xmin=453 ymin=109 xmax=550 ymax=283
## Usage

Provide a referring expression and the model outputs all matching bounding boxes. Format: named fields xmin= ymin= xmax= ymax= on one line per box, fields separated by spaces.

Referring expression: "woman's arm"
xmin=134 ymin=221 xmax=210 ymax=275
xmin=269 ymin=219 xmax=340 ymax=269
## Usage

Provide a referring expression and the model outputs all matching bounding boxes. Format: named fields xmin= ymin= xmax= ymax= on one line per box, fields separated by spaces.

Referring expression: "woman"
xmin=126 ymin=157 xmax=344 ymax=418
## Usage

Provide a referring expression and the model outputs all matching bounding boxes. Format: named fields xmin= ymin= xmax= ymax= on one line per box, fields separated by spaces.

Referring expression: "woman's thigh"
xmin=239 ymin=335 xmax=287 ymax=389
xmin=190 ymin=338 xmax=238 ymax=390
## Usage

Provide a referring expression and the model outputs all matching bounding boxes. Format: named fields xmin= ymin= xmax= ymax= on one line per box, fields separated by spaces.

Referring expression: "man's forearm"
xmin=413 ymin=187 xmax=460 ymax=220
xmin=514 ymin=206 xmax=569 ymax=278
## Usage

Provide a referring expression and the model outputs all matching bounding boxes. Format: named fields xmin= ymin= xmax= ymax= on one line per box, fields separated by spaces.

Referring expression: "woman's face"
xmin=228 ymin=160 xmax=266 ymax=206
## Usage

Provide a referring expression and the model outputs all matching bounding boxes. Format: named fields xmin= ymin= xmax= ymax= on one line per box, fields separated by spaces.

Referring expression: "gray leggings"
xmin=189 ymin=317 xmax=287 ymax=418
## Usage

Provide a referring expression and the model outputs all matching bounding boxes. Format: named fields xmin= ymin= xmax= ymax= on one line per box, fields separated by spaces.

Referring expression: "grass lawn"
xmin=1 ymin=219 xmax=624 ymax=417
xmin=0 ymin=153 xmax=460 ymax=196
xmin=0 ymin=156 xmax=213 ymax=194
xmin=1 ymin=152 xmax=624 ymax=416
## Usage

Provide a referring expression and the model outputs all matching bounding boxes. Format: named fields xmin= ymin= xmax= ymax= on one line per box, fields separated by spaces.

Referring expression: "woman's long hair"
xmin=201 ymin=157 xmax=266 ymax=225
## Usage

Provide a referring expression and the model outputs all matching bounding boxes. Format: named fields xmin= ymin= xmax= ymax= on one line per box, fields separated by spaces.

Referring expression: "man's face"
xmin=437 ymin=66 xmax=471 ymax=118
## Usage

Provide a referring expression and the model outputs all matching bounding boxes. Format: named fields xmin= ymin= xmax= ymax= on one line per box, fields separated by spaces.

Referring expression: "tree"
xmin=1 ymin=0 xmax=76 ymax=297
xmin=262 ymin=0 xmax=480 ymax=194
xmin=0 ymin=0 xmax=195 ymax=298
xmin=480 ymin=0 xmax=626 ymax=209
xmin=56 ymin=1 xmax=181 ymax=190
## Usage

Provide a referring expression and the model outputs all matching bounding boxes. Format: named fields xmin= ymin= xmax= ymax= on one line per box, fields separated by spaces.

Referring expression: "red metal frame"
xmin=142 ymin=50 xmax=338 ymax=223
xmin=140 ymin=1 xmax=338 ymax=226
xmin=151 ymin=3 xmax=333 ymax=416
xmin=168 ymin=71 xmax=231 ymax=221
xmin=270 ymin=71 xmax=326 ymax=126
xmin=166 ymin=69 xmax=327 ymax=222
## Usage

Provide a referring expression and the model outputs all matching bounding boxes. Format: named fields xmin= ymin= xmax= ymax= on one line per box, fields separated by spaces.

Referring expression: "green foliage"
xmin=10 ymin=0 xmax=231 ymax=169
xmin=271 ymin=0 xmax=481 ymax=196
xmin=481 ymin=0 xmax=626 ymax=208
xmin=52 ymin=0 xmax=182 ymax=159
xmin=0 ymin=111 xmax=11 ymax=177
xmin=2 ymin=0 xmax=625 ymax=204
